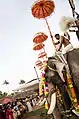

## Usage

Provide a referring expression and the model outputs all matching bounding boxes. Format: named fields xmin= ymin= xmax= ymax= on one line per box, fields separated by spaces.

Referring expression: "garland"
xmin=39 ymin=59 xmax=79 ymax=113
xmin=66 ymin=73 xmax=79 ymax=112
xmin=39 ymin=61 xmax=49 ymax=111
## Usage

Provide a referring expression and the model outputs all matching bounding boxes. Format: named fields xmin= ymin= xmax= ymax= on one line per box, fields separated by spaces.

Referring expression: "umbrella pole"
xmin=43 ymin=47 xmax=48 ymax=59
xmin=45 ymin=18 xmax=56 ymax=49
xmin=68 ymin=0 xmax=75 ymax=17
xmin=34 ymin=66 xmax=39 ymax=81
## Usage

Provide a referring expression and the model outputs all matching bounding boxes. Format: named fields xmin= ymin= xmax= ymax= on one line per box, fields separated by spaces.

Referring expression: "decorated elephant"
xmin=43 ymin=48 xmax=79 ymax=118
xmin=38 ymin=83 xmax=62 ymax=119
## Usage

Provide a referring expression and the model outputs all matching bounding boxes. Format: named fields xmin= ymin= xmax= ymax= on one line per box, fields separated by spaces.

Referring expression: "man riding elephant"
xmin=54 ymin=33 xmax=79 ymax=96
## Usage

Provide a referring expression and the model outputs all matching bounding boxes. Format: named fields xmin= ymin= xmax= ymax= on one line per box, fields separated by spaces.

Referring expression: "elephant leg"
xmin=53 ymin=106 xmax=61 ymax=119
xmin=58 ymin=84 xmax=71 ymax=111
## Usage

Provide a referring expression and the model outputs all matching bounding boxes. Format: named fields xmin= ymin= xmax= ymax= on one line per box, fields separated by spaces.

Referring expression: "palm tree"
xmin=3 ymin=92 xmax=8 ymax=97
xmin=0 ymin=91 xmax=8 ymax=99
xmin=0 ymin=91 xmax=2 ymax=98
xmin=19 ymin=79 xmax=25 ymax=85
xmin=3 ymin=80 xmax=9 ymax=85
xmin=3 ymin=80 xmax=9 ymax=94
xmin=10 ymin=93 xmax=14 ymax=96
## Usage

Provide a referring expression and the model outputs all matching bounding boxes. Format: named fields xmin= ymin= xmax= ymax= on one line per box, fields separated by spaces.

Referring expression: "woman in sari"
xmin=0 ymin=105 xmax=3 ymax=119
xmin=6 ymin=105 xmax=14 ymax=119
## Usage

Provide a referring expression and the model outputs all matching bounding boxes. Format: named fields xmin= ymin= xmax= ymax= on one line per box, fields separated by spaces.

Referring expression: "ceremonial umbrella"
xmin=38 ymin=51 xmax=47 ymax=58
xmin=31 ymin=0 xmax=56 ymax=48
xmin=1 ymin=97 xmax=13 ymax=104
xmin=35 ymin=60 xmax=43 ymax=67
xmin=33 ymin=43 xmax=45 ymax=51
xmin=33 ymin=32 xmax=48 ymax=43
xmin=35 ymin=60 xmax=43 ymax=70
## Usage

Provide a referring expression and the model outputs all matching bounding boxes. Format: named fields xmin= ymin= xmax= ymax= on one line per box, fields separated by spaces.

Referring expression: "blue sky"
xmin=0 ymin=0 xmax=79 ymax=92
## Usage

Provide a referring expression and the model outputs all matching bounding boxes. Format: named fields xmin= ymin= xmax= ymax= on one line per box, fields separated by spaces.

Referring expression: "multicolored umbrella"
xmin=1 ymin=97 xmax=13 ymax=104
xmin=31 ymin=0 xmax=56 ymax=48
xmin=33 ymin=43 xmax=45 ymax=51
xmin=33 ymin=32 xmax=48 ymax=43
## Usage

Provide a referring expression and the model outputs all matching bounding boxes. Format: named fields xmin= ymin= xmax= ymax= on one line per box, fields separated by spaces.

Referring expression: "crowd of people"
xmin=0 ymin=96 xmax=39 ymax=119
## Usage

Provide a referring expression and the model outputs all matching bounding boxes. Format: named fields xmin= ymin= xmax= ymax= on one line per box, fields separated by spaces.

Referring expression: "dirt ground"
xmin=25 ymin=115 xmax=40 ymax=119
xmin=22 ymin=106 xmax=79 ymax=119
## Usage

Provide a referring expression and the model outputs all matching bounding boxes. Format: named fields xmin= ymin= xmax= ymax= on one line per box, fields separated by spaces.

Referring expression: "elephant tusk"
xmin=72 ymin=109 xmax=79 ymax=117
xmin=39 ymin=98 xmax=46 ymax=106
xmin=47 ymin=92 xmax=56 ymax=115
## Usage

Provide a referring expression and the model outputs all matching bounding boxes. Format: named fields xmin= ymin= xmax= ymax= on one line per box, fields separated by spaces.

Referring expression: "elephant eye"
xmin=51 ymin=63 xmax=56 ymax=70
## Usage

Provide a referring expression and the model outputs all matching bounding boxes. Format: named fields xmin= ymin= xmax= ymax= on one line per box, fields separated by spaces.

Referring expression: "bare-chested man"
xmin=54 ymin=33 xmax=73 ymax=54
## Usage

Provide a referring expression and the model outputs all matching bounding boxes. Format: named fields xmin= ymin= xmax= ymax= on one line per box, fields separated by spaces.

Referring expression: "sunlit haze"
xmin=0 ymin=0 xmax=79 ymax=93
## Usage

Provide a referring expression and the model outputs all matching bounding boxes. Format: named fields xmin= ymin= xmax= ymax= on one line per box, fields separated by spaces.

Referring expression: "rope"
xmin=68 ymin=0 xmax=75 ymax=17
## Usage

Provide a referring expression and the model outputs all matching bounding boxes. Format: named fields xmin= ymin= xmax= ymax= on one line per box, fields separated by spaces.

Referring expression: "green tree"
xmin=3 ymin=80 xmax=9 ymax=85
xmin=0 ymin=91 xmax=8 ymax=99
xmin=3 ymin=80 xmax=9 ymax=94
xmin=10 ymin=93 xmax=14 ymax=96
xmin=3 ymin=92 xmax=8 ymax=97
xmin=0 ymin=91 xmax=2 ymax=98
xmin=19 ymin=79 xmax=25 ymax=84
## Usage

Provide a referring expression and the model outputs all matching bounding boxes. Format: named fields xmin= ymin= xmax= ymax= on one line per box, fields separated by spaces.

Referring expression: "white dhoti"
xmin=55 ymin=44 xmax=74 ymax=76
xmin=62 ymin=44 xmax=73 ymax=54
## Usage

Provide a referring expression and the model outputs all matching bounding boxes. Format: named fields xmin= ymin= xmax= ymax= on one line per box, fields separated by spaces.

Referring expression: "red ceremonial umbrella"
xmin=31 ymin=0 xmax=56 ymax=48
xmin=35 ymin=60 xmax=43 ymax=66
xmin=35 ymin=60 xmax=43 ymax=70
xmin=1 ymin=97 xmax=13 ymax=104
xmin=38 ymin=52 xmax=47 ymax=58
xmin=33 ymin=43 xmax=45 ymax=51
xmin=33 ymin=32 xmax=48 ymax=43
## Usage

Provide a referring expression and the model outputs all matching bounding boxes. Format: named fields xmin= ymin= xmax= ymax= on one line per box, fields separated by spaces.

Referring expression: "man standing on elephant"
xmin=54 ymin=33 xmax=73 ymax=54
xmin=54 ymin=33 xmax=73 ymax=74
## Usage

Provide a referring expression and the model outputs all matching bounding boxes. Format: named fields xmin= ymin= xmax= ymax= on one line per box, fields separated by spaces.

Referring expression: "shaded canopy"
xmin=31 ymin=0 xmax=55 ymax=19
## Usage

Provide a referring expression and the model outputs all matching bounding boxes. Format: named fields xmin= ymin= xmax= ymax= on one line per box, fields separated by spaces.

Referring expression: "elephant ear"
xmin=48 ymin=56 xmax=65 ymax=82
xmin=48 ymin=57 xmax=57 ymax=70
xmin=54 ymin=60 xmax=65 ymax=82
